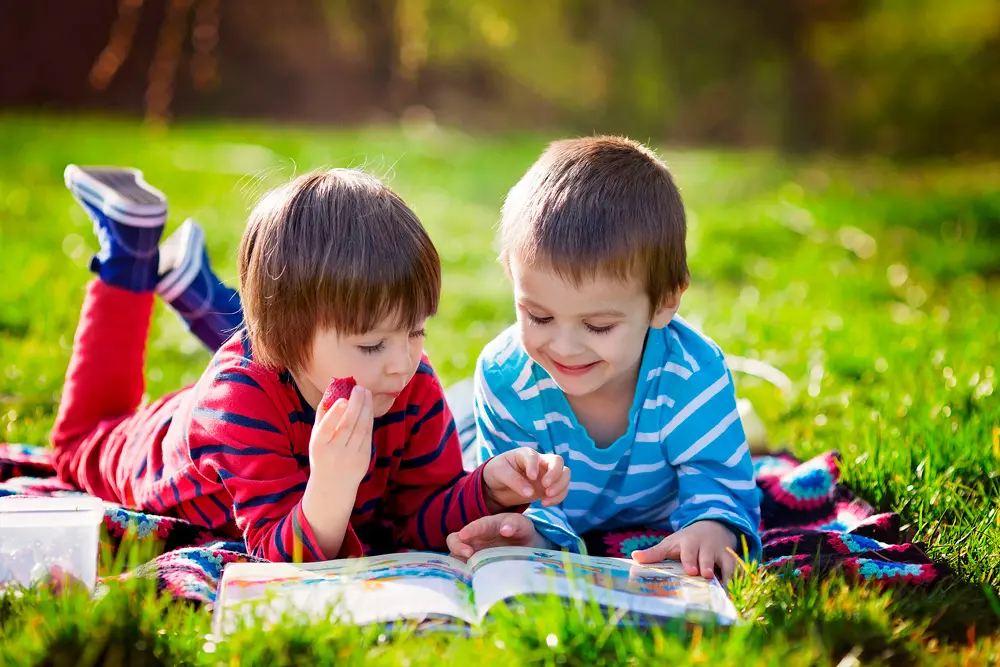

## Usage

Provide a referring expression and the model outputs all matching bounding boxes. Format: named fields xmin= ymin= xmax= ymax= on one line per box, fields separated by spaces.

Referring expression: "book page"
xmin=213 ymin=553 xmax=475 ymax=635
xmin=466 ymin=547 xmax=738 ymax=625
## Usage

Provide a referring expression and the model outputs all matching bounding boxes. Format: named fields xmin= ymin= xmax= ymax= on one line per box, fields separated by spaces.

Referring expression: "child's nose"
xmin=548 ymin=328 xmax=585 ymax=357
xmin=385 ymin=347 xmax=413 ymax=376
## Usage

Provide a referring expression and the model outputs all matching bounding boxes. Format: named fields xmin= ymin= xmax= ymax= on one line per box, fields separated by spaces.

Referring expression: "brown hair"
xmin=239 ymin=169 xmax=440 ymax=371
xmin=499 ymin=135 xmax=689 ymax=309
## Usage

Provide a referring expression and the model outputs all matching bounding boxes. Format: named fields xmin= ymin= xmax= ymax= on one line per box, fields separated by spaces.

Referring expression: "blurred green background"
xmin=3 ymin=0 xmax=1000 ymax=156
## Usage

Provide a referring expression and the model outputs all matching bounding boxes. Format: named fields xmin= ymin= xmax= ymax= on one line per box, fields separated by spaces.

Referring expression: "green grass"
xmin=1 ymin=114 xmax=999 ymax=665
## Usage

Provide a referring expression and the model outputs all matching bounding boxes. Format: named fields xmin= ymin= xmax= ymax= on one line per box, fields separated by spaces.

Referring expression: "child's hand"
xmin=446 ymin=513 xmax=539 ymax=561
xmin=630 ymin=520 xmax=740 ymax=583
xmin=482 ymin=448 xmax=570 ymax=512
xmin=308 ymin=384 xmax=373 ymax=487
xmin=301 ymin=385 xmax=373 ymax=558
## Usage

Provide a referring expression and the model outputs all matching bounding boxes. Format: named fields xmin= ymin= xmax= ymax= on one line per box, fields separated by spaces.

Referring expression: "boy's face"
xmin=295 ymin=316 xmax=428 ymax=418
xmin=509 ymin=257 xmax=681 ymax=399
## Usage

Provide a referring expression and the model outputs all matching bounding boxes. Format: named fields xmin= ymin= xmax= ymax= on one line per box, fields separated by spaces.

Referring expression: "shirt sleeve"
xmin=384 ymin=362 xmax=492 ymax=551
xmin=663 ymin=358 xmax=762 ymax=561
xmin=474 ymin=358 xmax=586 ymax=553
xmin=186 ymin=369 xmax=363 ymax=563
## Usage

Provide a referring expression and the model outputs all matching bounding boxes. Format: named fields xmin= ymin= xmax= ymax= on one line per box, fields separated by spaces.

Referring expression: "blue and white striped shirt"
xmin=474 ymin=316 xmax=762 ymax=559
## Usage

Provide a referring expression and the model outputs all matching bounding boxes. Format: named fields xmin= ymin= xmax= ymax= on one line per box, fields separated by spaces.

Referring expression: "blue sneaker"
xmin=64 ymin=165 xmax=167 ymax=293
xmin=156 ymin=218 xmax=244 ymax=352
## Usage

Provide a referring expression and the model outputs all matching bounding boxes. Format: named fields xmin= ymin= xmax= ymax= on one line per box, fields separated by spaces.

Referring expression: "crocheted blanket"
xmin=0 ymin=443 xmax=947 ymax=604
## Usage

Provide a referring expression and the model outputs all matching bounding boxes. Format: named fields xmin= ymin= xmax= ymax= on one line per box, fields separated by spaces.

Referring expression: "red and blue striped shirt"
xmin=110 ymin=329 xmax=492 ymax=562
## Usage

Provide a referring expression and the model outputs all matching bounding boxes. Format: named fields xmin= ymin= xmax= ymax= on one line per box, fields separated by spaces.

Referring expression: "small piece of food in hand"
xmin=320 ymin=376 xmax=357 ymax=413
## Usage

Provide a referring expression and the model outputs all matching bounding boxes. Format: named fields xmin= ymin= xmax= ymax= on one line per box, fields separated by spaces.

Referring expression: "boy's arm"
xmin=663 ymin=358 xmax=762 ymax=560
xmin=474 ymin=361 xmax=585 ymax=554
xmin=187 ymin=371 xmax=364 ymax=562
xmin=384 ymin=363 xmax=493 ymax=551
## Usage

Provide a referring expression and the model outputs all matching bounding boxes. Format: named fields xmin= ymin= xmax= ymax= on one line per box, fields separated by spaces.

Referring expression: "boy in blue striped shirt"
xmin=446 ymin=136 xmax=761 ymax=583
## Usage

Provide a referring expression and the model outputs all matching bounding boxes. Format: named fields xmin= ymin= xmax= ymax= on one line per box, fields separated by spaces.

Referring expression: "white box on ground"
xmin=0 ymin=496 xmax=104 ymax=591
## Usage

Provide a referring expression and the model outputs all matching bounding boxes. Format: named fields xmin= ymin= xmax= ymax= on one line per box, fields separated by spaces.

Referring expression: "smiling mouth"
xmin=551 ymin=359 xmax=600 ymax=375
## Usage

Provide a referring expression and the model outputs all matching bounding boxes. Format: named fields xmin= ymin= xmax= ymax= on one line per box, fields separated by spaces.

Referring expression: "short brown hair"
xmin=499 ymin=136 xmax=689 ymax=308
xmin=239 ymin=169 xmax=440 ymax=371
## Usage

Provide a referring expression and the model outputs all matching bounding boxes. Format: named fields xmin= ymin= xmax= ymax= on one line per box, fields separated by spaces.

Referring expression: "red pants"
xmin=51 ymin=280 xmax=166 ymax=504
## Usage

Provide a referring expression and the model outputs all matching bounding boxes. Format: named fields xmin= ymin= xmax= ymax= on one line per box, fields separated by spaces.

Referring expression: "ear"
xmin=650 ymin=281 xmax=689 ymax=329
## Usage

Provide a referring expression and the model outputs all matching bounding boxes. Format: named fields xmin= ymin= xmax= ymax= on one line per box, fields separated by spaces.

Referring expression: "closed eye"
xmin=526 ymin=312 xmax=553 ymax=326
xmin=358 ymin=341 xmax=385 ymax=355
xmin=585 ymin=323 xmax=615 ymax=334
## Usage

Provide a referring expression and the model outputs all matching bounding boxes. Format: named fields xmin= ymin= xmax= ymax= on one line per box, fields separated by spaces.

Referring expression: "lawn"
xmin=1 ymin=114 xmax=999 ymax=666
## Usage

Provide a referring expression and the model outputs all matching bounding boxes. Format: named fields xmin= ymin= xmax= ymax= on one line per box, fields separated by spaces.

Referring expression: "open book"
xmin=212 ymin=547 xmax=739 ymax=634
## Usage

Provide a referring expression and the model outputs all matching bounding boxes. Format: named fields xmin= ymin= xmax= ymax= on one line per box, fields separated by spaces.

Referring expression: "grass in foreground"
xmin=1 ymin=114 xmax=999 ymax=665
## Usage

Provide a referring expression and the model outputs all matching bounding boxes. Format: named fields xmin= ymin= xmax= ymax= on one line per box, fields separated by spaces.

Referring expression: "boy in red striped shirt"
xmin=52 ymin=165 xmax=570 ymax=562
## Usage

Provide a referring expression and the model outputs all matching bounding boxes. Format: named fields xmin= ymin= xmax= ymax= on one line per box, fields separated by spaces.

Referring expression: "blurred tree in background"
xmin=2 ymin=0 xmax=998 ymax=156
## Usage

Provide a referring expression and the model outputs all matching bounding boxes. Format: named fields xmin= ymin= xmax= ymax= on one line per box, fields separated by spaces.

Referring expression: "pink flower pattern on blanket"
xmin=590 ymin=451 xmax=947 ymax=587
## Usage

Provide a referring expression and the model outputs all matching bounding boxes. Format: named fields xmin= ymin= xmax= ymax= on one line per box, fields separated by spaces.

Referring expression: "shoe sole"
xmin=64 ymin=165 xmax=167 ymax=228
xmin=157 ymin=218 xmax=206 ymax=302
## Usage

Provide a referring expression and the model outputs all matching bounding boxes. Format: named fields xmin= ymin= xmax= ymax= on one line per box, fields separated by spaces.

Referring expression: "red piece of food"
xmin=319 ymin=376 xmax=357 ymax=413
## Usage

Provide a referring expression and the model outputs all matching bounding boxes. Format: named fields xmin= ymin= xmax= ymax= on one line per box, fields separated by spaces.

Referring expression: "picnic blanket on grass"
xmin=0 ymin=442 xmax=948 ymax=605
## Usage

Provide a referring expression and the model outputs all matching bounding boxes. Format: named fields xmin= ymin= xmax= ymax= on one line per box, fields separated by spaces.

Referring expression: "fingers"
xmin=450 ymin=514 xmax=534 ymax=561
xmin=539 ymin=454 xmax=563 ymax=487
xmin=541 ymin=467 xmax=571 ymax=507
xmin=499 ymin=513 xmax=535 ymax=541
xmin=332 ymin=386 xmax=371 ymax=448
xmin=446 ymin=532 xmax=473 ymax=561
xmin=458 ymin=515 xmax=504 ymax=542
xmin=494 ymin=456 xmax=535 ymax=498
xmin=517 ymin=448 xmax=540 ymax=481
xmin=699 ymin=546 xmax=717 ymax=580
xmin=352 ymin=388 xmax=374 ymax=453
xmin=631 ymin=536 xmax=678 ymax=564
xmin=680 ymin=538 xmax=699 ymax=576
xmin=315 ymin=397 xmax=349 ymax=439
xmin=330 ymin=386 xmax=365 ymax=443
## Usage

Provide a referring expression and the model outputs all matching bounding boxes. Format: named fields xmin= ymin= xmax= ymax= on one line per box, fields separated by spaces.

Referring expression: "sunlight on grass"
xmin=1 ymin=113 xmax=998 ymax=666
